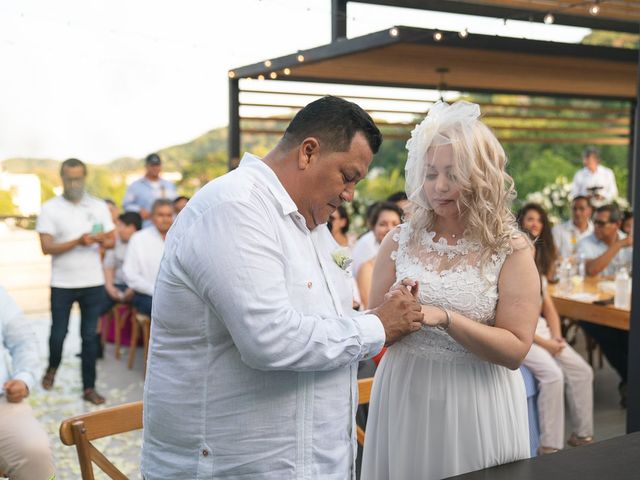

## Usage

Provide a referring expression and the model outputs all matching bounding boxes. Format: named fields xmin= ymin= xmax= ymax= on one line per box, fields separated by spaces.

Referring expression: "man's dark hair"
xmin=387 ymin=191 xmax=408 ymax=204
xmin=119 ymin=211 xmax=142 ymax=231
xmin=173 ymin=195 xmax=190 ymax=205
xmin=151 ymin=198 xmax=174 ymax=214
xmin=370 ymin=201 xmax=403 ymax=228
xmin=596 ymin=204 xmax=622 ymax=223
xmin=583 ymin=146 xmax=600 ymax=160
xmin=572 ymin=195 xmax=592 ymax=207
xmin=104 ymin=198 xmax=116 ymax=207
xmin=280 ymin=96 xmax=382 ymax=154
xmin=365 ymin=201 xmax=380 ymax=230
xmin=60 ymin=158 xmax=87 ymax=177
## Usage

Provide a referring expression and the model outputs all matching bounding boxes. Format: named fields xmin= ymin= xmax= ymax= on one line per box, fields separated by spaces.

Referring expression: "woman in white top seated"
xmin=518 ymin=203 xmax=594 ymax=455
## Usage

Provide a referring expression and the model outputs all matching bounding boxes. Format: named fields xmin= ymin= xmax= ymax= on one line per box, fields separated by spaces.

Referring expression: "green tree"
xmin=356 ymin=167 xmax=405 ymax=202
xmin=0 ymin=190 xmax=17 ymax=215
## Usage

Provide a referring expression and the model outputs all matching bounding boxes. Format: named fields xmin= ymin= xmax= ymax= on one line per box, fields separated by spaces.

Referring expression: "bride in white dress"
xmin=361 ymin=101 xmax=541 ymax=479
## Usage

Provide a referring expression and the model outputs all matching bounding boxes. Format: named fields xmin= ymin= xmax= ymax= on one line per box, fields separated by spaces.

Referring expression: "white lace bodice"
xmin=392 ymin=222 xmax=510 ymax=360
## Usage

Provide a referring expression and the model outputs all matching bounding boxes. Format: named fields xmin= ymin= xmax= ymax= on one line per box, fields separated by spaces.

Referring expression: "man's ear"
xmin=298 ymin=137 xmax=320 ymax=170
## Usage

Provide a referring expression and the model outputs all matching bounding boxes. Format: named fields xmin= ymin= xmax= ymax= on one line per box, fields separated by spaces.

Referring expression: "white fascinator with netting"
xmin=405 ymin=101 xmax=481 ymax=209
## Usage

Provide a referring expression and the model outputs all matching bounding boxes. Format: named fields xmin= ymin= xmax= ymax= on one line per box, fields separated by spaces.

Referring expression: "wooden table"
xmin=446 ymin=432 xmax=640 ymax=480
xmin=548 ymin=276 xmax=630 ymax=331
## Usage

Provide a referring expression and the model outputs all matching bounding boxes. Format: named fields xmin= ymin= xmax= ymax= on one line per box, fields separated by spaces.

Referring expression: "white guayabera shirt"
xmin=141 ymin=153 xmax=385 ymax=480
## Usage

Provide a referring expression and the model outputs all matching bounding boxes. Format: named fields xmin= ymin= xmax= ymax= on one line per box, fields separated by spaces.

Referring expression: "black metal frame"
xmin=626 ymin=48 xmax=640 ymax=434
xmin=332 ymin=0 xmax=347 ymax=41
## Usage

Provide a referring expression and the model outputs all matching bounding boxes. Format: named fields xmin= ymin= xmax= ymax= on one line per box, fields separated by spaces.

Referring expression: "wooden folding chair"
xmin=59 ymin=401 xmax=143 ymax=480
xmin=357 ymin=377 xmax=373 ymax=446
xmin=101 ymin=303 xmax=131 ymax=360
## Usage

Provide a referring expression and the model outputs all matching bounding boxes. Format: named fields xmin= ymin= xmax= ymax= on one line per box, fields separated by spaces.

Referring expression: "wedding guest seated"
xmin=518 ymin=203 xmax=558 ymax=283
xmin=0 ymin=287 xmax=55 ymax=480
xmin=577 ymin=204 xmax=633 ymax=277
xmin=123 ymin=199 xmax=174 ymax=315
xmin=552 ymin=196 xmax=593 ymax=259
xmin=621 ymin=209 xmax=633 ymax=236
xmin=576 ymin=203 xmax=632 ymax=407
xmin=173 ymin=195 xmax=190 ymax=214
xmin=351 ymin=202 xmax=379 ymax=276
xmin=357 ymin=201 xmax=402 ymax=308
xmin=101 ymin=211 xmax=142 ymax=313
xmin=328 ymin=205 xmax=353 ymax=249
xmin=519 ymin=205 xmax=594 ymax=455
xmin=104 ymin=198 xmax=120 ymax=224
xmin=387 ymin=190 xmax=410 ymax=212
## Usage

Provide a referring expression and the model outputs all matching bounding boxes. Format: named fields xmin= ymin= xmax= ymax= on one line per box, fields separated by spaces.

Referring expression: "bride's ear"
xmin=298 ymin=137 xmax=320 ymax=170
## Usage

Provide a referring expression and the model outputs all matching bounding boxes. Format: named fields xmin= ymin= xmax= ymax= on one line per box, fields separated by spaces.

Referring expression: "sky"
xmin=0 ymin=0 xmax=591 ymax=164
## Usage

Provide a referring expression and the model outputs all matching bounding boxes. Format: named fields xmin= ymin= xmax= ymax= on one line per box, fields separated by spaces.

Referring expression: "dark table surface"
xmin=446 ymin=432 xmax=640 ymax=480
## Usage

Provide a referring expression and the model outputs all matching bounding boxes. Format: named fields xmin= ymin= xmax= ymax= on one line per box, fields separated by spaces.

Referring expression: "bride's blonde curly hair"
xmin=407 ymin=119 xmax=523 ymax=266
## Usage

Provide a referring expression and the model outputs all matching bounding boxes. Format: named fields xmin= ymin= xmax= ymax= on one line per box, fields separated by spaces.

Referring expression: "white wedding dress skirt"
xmin=361 ymin=340 xmax=529 ymax=479
xmin=361 ymin=224 xmax=530 ymax=479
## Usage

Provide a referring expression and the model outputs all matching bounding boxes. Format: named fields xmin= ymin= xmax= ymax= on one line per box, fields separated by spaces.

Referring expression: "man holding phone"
xmin=36 ymin=158 xmax=115 ymax=404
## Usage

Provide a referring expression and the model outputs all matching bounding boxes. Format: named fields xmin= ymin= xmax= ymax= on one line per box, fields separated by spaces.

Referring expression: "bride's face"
xmin=423 ymin=145 xmax=461 ymax=218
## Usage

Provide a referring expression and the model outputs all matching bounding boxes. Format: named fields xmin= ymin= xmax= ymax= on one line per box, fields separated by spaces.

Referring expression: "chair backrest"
xmin=357 ymin=377 xmax=373 ymax=446
xmin=59 ymin=401 xmax=143 ymax=480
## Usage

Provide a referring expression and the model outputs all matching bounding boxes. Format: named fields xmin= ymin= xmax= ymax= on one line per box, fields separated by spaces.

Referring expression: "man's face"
xmin=298 ymin=132 xmax=373 ymax=230
xmin=572 ymin=199 xmax=592 ymax=225
xmin=593 ymin=211 xmax=619 ymax=242
xmin=116 ymin=220 xmax=138 ymax=242
xmin=584 ymin=154 xmax=599 ymax=172
xmin=146 ymin=163 xmax=162 ymax=178
xmin=61 ymin=165 xmax=86 ymax=202
xmin=152 ymin=205 xmax=174 ymax=234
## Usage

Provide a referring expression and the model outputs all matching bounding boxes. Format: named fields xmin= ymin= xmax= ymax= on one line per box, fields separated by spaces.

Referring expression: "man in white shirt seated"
xmin=576 ymin=204 xmax=633 ymax=277
xmin=123 ymin=199 xmax=174 ymax=315
xmin=0 ymin=287 xmax=55 ymax=480
xmin=101 ymin=211 xmax=142 ymax=312
xmin=552 ymin=195 xmax=594 ymax=258
xmin=575 ymin=203 xmax=633 ymax=407
xmin=570 ymin=147 xmax=618 ymax=203
xmin=36 ymin=158 xmax=115 ymax=405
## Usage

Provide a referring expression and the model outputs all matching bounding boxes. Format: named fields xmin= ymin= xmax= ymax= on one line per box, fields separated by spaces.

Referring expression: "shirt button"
xmin=202 ymin=449 xmax=209 ymax=457
xmin=307 ymin=281 xmax=313 ymax=289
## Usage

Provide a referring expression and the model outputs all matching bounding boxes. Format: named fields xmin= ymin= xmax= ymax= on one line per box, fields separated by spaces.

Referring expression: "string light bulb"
xmin=458 ymin=28 xmax=468 ymax=39
xmin=228 ymin=71 xmax=236 ymax=79
xmin=283 ymin=68 xmax=291 ymax=75
xmin=589 ymin=2 xmax=600 ymax=15
xmin=297 ymin=54 xmax=305 ymax=62
xmin=389 ymin=27 xmax=399 ymax=37
xmin=433 ymin=31 xmax=443 ymax=42
xmin=543 ymin=13 xmax=555 ymax=24
xmin=258 ymin=74 xmax=265 ymax=81
xmin=269 ymin=72 xmax=277 ymax=79
xmin=264 ymin=60 xmax=272 ymax=67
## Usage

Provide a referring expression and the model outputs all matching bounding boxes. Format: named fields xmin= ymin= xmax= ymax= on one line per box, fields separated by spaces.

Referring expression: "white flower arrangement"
xmin=331 ymin=249 xmax=353 ymax=271
xmin=525 ymin=176 xmax=630 ymax=226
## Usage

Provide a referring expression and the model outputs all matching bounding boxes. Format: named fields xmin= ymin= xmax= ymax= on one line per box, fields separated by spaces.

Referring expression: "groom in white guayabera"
xmin=141 ymin=96 xmax=425 ymax=479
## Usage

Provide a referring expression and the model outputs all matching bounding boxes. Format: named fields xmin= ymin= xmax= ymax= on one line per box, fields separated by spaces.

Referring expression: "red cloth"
xmin=101 ymin=305 xmax=141 ymax=346
xmin=372 ymin=347 xmax=387 ymax=365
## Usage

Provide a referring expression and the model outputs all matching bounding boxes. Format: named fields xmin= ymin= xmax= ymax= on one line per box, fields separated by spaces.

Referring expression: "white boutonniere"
xmin=331 ymin=249 xmax=353 ymax=272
